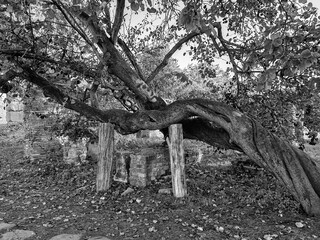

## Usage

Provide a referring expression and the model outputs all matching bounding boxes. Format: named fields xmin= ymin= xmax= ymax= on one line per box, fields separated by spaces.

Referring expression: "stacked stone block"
xmin=61 ymin=138 xmax=89 ymax=164
xmin=113 ymin=151 xmax=131 ymax=183
xmin=129 ymin=154 xmax=148 ymax=187
xmin=113 ymin=147 xmax=170 ymax=187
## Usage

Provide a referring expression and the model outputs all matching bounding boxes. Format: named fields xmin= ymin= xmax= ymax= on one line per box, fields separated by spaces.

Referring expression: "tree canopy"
xmin=1 ymin=0 xmax=320 ymax=216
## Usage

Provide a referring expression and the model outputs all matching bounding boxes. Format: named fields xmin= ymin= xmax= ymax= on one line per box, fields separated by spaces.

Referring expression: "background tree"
xmin=1 ymin=0 xmax=320 ymax=215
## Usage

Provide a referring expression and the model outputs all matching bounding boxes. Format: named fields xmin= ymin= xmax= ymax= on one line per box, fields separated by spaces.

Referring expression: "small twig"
xmin=103 ymin=2 xmax=112 ymax=32
xmin=27 ymin=4 xmax=36 ymax=54
xmin=214 ymin=22 xmax=241 ymax=95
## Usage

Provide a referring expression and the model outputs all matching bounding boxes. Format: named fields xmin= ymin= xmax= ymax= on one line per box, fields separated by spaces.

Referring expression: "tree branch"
xmin=117 ymin=38 xmax=146 ymax=81
xmin=76 ymin=11 xmax=160 ymax=104
xmin=21 ymin=65 xmax=123 ymax=122
xmin=51 ymin=0 xmax=104 ymax=62
xmin=18 ymin=65 xmax=238 ymax=149
xmin=207 ymin=33 xmax=223 ymax=56
xmin=111 ymin=0 xmax=125 ymax=44
xmin=1 ymin=49 xmax=143 ymax=112
xmin=214 ymin=22 xmax=241 ymax=94
xmin=0 ymin=49 xmax=98 ymax=79
xmin=146 ymin=31 xmax=202 ymax=84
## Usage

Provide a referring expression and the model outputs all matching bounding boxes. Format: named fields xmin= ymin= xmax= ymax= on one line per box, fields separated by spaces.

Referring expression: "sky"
xmin=174 ymin=0 xmax=320 ymax=69
xmin=310 ymin=0 xmax=320 ymax=10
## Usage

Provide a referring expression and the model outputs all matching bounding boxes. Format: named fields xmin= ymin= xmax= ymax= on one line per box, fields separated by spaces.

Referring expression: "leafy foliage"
xmin=51 ymin=111 xmax=99 ymax=141
xmin=138 ymin=45 xmax=230 ymax=100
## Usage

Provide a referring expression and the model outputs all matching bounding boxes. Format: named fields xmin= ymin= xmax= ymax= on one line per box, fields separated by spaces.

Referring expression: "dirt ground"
xmin=1 ymin=124 xmax=320 ymax=240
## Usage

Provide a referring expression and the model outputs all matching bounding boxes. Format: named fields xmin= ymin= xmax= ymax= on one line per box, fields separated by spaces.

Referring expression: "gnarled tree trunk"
xmin=224 ymin=108 xmax=320 ymax=216
xmin=185 ymin=100 xmax=320 ymax=215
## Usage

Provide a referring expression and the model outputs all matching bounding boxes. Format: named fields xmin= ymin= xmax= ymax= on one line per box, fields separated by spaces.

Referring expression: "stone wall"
xmin=59 ymin=137 xmax=89 ymax=164
xmin=24 ymin=113 xmax=62 ymax=162
xmin=136 ymin=130 xmax=163 ymax=139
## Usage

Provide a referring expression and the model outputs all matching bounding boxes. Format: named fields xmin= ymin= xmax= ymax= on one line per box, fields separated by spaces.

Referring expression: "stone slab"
xmin=0 ymin=223 xmax=16 ymax=233
xmin=6 ymin=111 xmax=24 ymax=123
xmin=0 ymin=230 xmax=35 ymax=240
xmin=48 ymin=234 xmax=82 ymax=240
xmin=158 ymin=188 xmax=172 ymax=194
xmin=88 ymin=237 xmax=111 ymax=240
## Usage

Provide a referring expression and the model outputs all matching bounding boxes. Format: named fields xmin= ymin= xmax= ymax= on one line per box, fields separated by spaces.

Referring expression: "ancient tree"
xmin=1 ymin=0 xmax=320 ymax=215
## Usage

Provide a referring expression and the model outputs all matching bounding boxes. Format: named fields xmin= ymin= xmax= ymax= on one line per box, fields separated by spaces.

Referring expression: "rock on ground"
xmin=0 ymin=229 xmax=35 ymax=240
xmin=0 ymin=223 xmax=16 ymax=233
xmin=48 ymin=234 xmax=82 ymax=240
xmin=88 ymin=237 xmax=112 ymax=240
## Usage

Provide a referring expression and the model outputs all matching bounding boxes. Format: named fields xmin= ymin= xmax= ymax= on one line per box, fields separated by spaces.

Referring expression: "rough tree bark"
xmin=167 ymin=124 xmax=187 ymax=198
xmin=96 ymin=123 xmax=114 ymax=192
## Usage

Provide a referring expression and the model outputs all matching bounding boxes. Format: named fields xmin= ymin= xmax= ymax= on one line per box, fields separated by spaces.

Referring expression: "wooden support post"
xmin=167 ymin=124 xmax=187 ymax=197
xmin=96 ymin=123 xmax=114 ymax=192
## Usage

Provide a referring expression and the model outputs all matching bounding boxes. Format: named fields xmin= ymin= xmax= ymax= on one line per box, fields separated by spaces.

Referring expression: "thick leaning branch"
xmin=15 ymin=64 xmax=264 ymax=156
xmin=0 ymin=49 xmax=147 ymax=113
xmin=21 ymin=65 xmax=128 ymax=123
xmin=19 ymin=65 xmax=238 ymax=149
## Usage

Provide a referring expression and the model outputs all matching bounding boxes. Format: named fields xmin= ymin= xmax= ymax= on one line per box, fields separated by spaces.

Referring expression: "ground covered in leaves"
xmin=1 ymin=125 xmax=320 ymax=240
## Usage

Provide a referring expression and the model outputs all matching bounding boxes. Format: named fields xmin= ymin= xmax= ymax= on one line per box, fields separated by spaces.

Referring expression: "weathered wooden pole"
xmin=167 ymin=124 xmax=187 ymax=197
xmin=96 ymin=123 xmax=114 ymax=192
